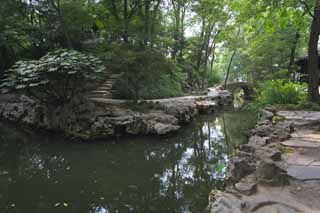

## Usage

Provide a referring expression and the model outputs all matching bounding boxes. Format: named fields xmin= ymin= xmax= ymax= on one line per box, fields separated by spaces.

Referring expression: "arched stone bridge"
xmin=223 ymin=82 xmax=254 ymax=100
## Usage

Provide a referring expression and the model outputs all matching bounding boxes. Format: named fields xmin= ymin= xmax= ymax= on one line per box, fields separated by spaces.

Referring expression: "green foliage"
xmin=272 ymin=115 xmax=286 ymax=123
xmin=257 ymin=80 xmax=307 ymax=105
xmin=0 ymin=0 xmax=317 ymax=101
xmin=104 ymin=45 xmax=183 ymax=100
xmin=246 ymin=80 xmax=307 ymax=111
xmin=1 ymin=49 xmax=105 ymax=104
xmin=207 ymin=71 xmax=222 ymax=86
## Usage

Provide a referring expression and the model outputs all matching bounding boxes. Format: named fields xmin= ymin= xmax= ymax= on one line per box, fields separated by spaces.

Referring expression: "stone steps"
xmin=87 ymin=72 xmax=123 ymax=99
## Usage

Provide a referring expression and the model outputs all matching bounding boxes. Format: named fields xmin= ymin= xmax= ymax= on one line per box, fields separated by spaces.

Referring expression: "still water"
xmin=0 ymin=111 xmax=256 ymax=213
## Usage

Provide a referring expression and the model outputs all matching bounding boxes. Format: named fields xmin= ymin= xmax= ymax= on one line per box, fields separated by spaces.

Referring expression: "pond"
xmin=0 ymin=110 xmax=256 ymax=213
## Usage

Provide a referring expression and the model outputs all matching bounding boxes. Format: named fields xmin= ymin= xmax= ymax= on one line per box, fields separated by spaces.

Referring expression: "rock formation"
xmin=0 ymin=87 xmax=232 ymax=140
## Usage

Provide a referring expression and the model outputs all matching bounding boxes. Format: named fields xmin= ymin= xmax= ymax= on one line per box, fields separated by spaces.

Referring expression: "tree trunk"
xmin=123 ymin=0 xmax=129 ymax=43
xmin=150 ymin=0 xmax=161 ymax=46
xmin=196 ymin=19 xmax=206 ymax=72
xmin=288 ymin=31 xmax=300 ymax=75
xmin=52 ymin=0 xmax=73 ymax=49
xmin=144 ymin=0 xmax=150 ymax=45
xmin=224 ymin=51 xmax=237 ymax=87
xmin=171 ymin=0 xmax=181 ymax=59
xmin=210 ymin=43 xmax=217 ymax=70
xmin=178 ymin=5 xmax=186 ymax=61
xmin=308 ymin=0 xmax=320 ymax=102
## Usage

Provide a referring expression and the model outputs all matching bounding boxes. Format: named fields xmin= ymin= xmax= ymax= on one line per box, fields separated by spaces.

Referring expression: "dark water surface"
xmin=0 ymin=111 xmax=256 ymax=213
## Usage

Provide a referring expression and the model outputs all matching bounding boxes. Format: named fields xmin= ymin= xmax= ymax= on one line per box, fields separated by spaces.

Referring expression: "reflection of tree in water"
xmin=220 ymin=111 xmax=257 ymax=148
xmin=156 ymin=118 xmax=229 ymax=212
xmin=0 ymin=112 xmax=255 ymax=213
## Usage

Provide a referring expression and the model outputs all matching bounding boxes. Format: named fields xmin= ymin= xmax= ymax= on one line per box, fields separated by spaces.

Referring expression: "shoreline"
xmin=0 ymin=88 xmax=233 ymax=140
xmin=209 ymin=108 xmax=320 ymax=212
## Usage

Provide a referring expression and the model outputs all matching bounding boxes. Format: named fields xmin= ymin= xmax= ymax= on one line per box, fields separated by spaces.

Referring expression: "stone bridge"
xmin=223 ymin=82 xmax=254 ymax=100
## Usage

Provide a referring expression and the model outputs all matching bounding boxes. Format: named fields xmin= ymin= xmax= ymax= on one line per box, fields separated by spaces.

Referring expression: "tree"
xmin=307 ymin=0 xmax=320 ymax=102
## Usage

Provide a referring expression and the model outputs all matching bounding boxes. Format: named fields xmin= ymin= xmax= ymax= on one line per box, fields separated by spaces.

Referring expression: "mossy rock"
xmin=275 ymin=144 xmax=295 ymax=154
xmin=272 ymin=115 xmax=286 ymax=123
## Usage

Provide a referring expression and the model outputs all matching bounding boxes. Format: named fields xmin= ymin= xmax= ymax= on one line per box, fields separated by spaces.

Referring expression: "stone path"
xmin=278 ymin=111 xmax=320 ymax=127
xmin=287 ymin=165 xmax=320 ymax=180
xmin=280 ymin=129 xmax=320 ymax=181
xmin=88 ymin=88 xmax=231 ymax=105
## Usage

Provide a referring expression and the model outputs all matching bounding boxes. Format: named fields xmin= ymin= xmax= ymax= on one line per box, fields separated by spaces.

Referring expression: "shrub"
xmin=245 ymin=80 xmax=307 ymax=112
xmin=0 ymin=49 xmax=105 ymax=105
xmin=256 ymin=80 xmax=306 ymax=105
xmin=207 ymin=71 xmax=222 ymax=86
xmin=101 ymin=45 xmax=183 ymax=100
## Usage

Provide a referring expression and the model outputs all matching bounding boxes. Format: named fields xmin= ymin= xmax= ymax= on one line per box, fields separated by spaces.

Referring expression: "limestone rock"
xmin=248 ymin=136 xmax=269 ymax=148
xmin=252 ymin=121 xmax=292 ymax=143
xmin=257 ymin=159 xmax=287 ymax=186
xmin=153 ymin=123 xmax=180 ymax=135
xmin=227 ymin=157 xmax=255 ymax=183
xmin=260 ymin=109 xmax=274 ymax=121
xmin=234 ymin=174 xmax=257 ymax=195
xmin=255 ymin=147 xmax=282 ymax=161
xmin=208 ymin=190 xmax=242 ymax=213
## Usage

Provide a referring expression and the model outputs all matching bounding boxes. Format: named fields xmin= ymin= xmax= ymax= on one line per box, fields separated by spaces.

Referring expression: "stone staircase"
xmin=88 ymin=73 xmax=123 ymax=99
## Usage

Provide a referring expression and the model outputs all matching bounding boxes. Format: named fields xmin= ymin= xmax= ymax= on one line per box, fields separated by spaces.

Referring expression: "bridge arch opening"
xmin=224 ymin=82 xmax=253 ymax=101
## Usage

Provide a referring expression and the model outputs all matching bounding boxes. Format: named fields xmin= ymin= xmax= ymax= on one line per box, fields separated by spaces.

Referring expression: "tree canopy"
xmin=0 ymin=0 xmax=319 ymax=101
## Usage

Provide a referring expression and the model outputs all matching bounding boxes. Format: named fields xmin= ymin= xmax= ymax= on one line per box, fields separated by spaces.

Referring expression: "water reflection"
xmin=0 ymin=111 xmax=256 ymax=213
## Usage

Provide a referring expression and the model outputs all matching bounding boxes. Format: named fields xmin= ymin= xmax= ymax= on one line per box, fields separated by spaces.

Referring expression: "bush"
xmin=257 ymin=80 xmax=306 ymax=105
xmin=207 ymin=71 xmax=222 ymax=86
xmin=0 ymin=49 xmax=105 ymax=105
xmin=245 ymin=80 xmax=307 ymax=112
xmin=101 ymin=45 xmax=183 ymax=100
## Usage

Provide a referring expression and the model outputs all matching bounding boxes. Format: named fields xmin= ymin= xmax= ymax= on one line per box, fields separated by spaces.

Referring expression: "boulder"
xmin=153 ymin=123 xmax=180 ymax=135
xmin=140 ymin=112 xmax=180 ymax=135
xmin=208 ymin=190 xmax=242 ymax=213
xmin=255 ymin=147 xmax=282 ymax=161
xmin=234 ymin=174 xmax=257 ymax=196
xmin=248 ymin=136 xmax=269 ymax=148
xmin=257 ymin=159 xmax=288 ymax=186
xmin=251 ymin=121 xmax=293 ymax=143
xmin=227 ymin=157 xmax=255 ymax=183
xmin=260 ymin=109 xmax=274 ymax=121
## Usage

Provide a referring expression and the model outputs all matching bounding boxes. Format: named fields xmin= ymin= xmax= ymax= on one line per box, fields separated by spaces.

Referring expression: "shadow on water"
xmin=0 ymin=110 xmax=256 ymax=213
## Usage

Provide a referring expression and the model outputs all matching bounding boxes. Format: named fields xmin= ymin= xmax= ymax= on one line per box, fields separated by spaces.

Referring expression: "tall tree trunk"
xmin=224 ymin=51 xmax=237 ymax=87
xmin=201 ymin=24 xmax=214 ymax=88
xmin=178 ymin=5 xmax=186 ymax=61
xmin=123 ymin=0 xmax=129 ymax=43
xmin=288 ymin=31 xmax=300 ymax=76
xmin=308 ymin=0 xmax=320 ymax=102
xmin=196 ymin=19 xmax=206 ymax=72
xmin=144 ymin=0 xmax=150 ymax=45
xmin=210 ymin=43 xmax=217 ymax=70
xmin=150 ymin=0 xmax=161 ymax=46
xmin=52 ymin=0 xmax=73 ymax=49
xmin=171 ymin=0 xmax=181 ymax=59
